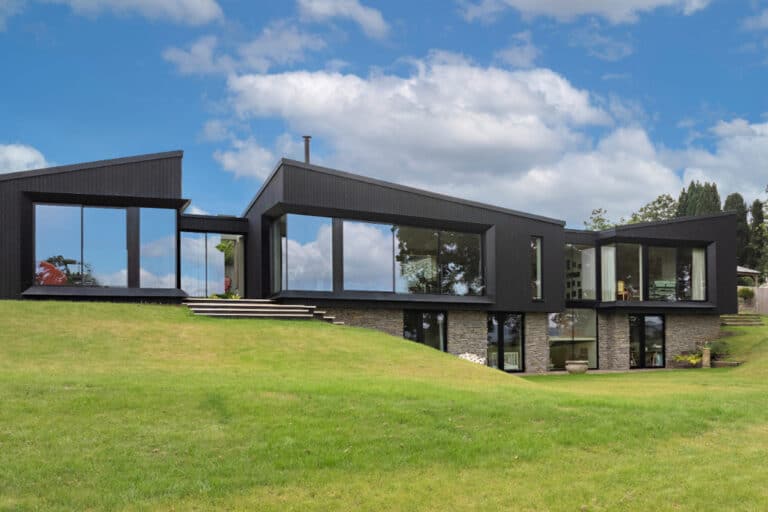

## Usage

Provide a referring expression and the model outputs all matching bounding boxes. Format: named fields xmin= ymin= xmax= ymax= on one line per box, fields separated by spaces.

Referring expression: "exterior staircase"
xmin=720 ymin=313 xmax=763 ymax=327
xmin=183 ymin=298 xmax=344 ymax=324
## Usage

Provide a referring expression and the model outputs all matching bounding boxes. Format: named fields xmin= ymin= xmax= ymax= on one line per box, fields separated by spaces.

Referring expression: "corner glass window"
xmin=647 ymin=246 xmax=707 ymax=302
xmin=548 ymin=309 xmax=597 ymax=370
xmin=615 ymin=243 xmax=642 ymax=301
xmin=531 ymin=236 xmax=542 ymax=300
xmin=403 ymin=311 xmax=447 ymax=351
xmin=565 ymin=244 xmax=596 ymax=300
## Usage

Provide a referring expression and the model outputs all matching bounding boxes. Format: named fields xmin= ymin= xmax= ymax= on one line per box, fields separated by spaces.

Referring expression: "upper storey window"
xmin=601 ymin=243 xmax=642 ymax=302
xmin=648 ymin=246 xmax=706 ymax=301
xmin=565 ymin=243 xmax=596 ymax=300
xmin=531 ymin=237 xmax=542 ymax=300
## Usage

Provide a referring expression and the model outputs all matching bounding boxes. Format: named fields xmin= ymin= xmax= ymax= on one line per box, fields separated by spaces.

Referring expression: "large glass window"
xmin=565 ymin=244 xmax=596 ymax=300
xmin=343 ymin=221 xmax=394 ymax=291
xmin=140 ymin=208 xmax=177 ymax=288
xmin=403 ymin=311 xmax=447 ymax=351
xmin=630 ymin=315 xmax=665 ymax=368
xmin=34 ymin=204 xmax=83 ymax=286
xmin=548 ymin=309 xmax=598 ymax=370
xmin=616 ymin=243 xmax=642 ymax=301
xmin=34 ymin=204 xmax=127 ymax=287
xmin=439 ymin=231 xmax=483 ymax=296
xmin=643 ymin=246 xmax=709 ymax=302
xmin=279 ymin=214 xmax=333 ymax=291
xmin=181 ymin=232 xmax=244 ymax=297
xmin=531 ymin=237 xmax=542 ymax=300
xmin=395 ymin=226 xmax=439 ymax=294
xmin=487 ymin=313 xmax=524 ymax=372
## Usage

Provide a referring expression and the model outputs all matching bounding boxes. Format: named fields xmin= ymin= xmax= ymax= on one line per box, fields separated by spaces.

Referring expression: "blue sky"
xmin=3 ymin=0 xmax=768 ymax=226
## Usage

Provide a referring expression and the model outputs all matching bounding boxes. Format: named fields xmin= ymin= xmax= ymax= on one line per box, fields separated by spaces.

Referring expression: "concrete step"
xmin=186 ymin=302 xmax=316 ymax=310
xmin=189 ymin=308 xmax=314 ymax=315
xmin=183 ymin=298 xmax=275 ymax=304
xmin=193 ymin=312 xmax=314 ymax=319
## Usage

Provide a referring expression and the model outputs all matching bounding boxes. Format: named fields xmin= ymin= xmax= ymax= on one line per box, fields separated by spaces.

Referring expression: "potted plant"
xmin=565 ymin=360 xmax=589 ymax=374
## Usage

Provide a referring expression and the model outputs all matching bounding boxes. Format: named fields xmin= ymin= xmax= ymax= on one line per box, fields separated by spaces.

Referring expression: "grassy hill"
xmin=1 ymin=301 xmax=768 ymax=511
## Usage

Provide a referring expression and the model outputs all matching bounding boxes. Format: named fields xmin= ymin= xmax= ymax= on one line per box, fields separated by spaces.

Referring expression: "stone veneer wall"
xmin=665 ymin=313 xmax=721 ymax=362
xmin=524 ymin=313 xmax=549 ymax=374
xmin=598 ymin=312 xmax=630 ymax=371
xmin=322 ymin=307 xmax=402 ymax=338
xmin=320 ymin=308 xmax=487 ymax=360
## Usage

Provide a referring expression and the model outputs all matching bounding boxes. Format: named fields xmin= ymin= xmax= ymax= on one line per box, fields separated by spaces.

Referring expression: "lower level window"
xmin=548 ymin=309 xmax=598 ymax=370
xmin=487 ymin=313 xmax=524 ymax=372
xmin=403 ymin=311 xmax=447 ymax=351
xmin=630 ymin=315 xmax=665 ymax=368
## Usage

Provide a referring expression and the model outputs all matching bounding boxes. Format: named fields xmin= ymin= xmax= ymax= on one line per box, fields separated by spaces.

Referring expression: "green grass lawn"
xmin=1 ymin=301 xmax=768 ymax=511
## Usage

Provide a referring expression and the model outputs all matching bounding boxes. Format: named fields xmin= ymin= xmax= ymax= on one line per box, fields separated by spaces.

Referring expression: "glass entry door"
xmin=486 ymin=313 xmax=524 ymax=372
xmin=629 ymin=315 xmax=665 ymax=368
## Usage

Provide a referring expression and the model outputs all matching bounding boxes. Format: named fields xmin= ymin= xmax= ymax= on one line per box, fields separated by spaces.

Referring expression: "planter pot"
xmin=565 ymin=360 xmax=589 ymax=375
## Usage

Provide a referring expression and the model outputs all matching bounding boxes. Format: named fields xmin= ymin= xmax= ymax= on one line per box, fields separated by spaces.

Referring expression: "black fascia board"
xmin=24 ymin=191 xmax=190 ymax=210
xmin=0 ymin=150 xmax=184 ymax=183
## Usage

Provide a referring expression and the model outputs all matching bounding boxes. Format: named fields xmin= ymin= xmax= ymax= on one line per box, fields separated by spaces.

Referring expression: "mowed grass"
xmin=1 ymin=302 xmax=768 ymax=511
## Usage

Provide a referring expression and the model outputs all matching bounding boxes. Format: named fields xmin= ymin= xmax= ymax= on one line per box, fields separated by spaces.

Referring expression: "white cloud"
xmin=570 ymin=26 xmax=634 ymax=61
xmin=199 ymin=119 xmax=232 ymax=142
xmin=0 ymin=143 xmax=48 ymax=173
xmin=162 ymin=35 xmax=235 ymax=75
xmin=186 ymin=205 xmax=210 ymax=216
xmin=285 ymin=222 xmax=333 ymax=290
xmin=213 ymin=138 xmax=275 ymax=179
xmin=164 ymin=23 xmax=325 ymax=75
xmin=297 ymin=0 xmax=389 ymax=39
xmin=342 ymin=221 xmax=393 ymax=290
xmin=238 ymin=21 xmax=326 ymax=72
xmin=494 ymin=31 xmax=540 ymax=68
xmin=743 ymin=9 xmax=768 ymax=31
xmin=462 ymin=0 xmax=710 ymax=24
xmin=662 ymin=118 xmax=768 ymax=204
xmin=45 ymin=0 xmax=223 ymax=25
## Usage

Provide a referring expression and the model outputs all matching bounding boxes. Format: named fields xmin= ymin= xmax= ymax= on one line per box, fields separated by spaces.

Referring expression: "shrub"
xmin=673 ymin=352 xmax=702 ymax=367
xmin=738 ymin=276 xmax=757 ymax=286
xmin=706 ymin=340 xmax=730 ymax=360
xmin=738 ymin=287 xmax=755 ymax=301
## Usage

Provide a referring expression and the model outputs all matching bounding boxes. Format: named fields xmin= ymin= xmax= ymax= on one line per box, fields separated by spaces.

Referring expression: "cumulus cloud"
xmin=46 ymin=0 xmax=223 ymax=25
xmin=462 ymin=0 xmax=711 ymax=24
xmin=297 ymin=0 xmax=389 ymax=39
xmin=661 ymin=118 xmax=768 ymax=203
xmin=0 ymin=143 xmax=48 ymax=173
xmin=494 ymin=31 xmax=540 ymax=68
xmin=285 ymin=222 xmax=333 ymax=290
xmin=0 ymin=0 xmax=24 ymax=30
xmin=213 ymin=138 xmax=275 ymax=179
xmin=163 ymin=23 xmax=325 ymax=75
xmin=743 ymin=9 xmax=768 ymax=31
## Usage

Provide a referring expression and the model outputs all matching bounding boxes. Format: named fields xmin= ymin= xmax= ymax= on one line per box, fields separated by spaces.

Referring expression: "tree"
xmin=746 ymin=199 xmax=767 ymax=272
xmin=723 ymin=192 xmax=749 ymax=265
xmin=583 ymin=208 xmax=615 ymax=230
xmin=676 ymin=181 xmax=722 ymax=217
xmin=628 ymin=194 xmax=678 ymax=224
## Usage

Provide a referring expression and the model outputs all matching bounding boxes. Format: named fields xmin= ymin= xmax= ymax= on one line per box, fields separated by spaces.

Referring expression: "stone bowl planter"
xmin=565 ymin=360 xmax=589 ymax=374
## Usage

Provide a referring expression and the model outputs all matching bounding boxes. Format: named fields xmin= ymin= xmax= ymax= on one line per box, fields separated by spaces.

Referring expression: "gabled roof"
xmin=0 ymin=150 xmax=183 ymax=183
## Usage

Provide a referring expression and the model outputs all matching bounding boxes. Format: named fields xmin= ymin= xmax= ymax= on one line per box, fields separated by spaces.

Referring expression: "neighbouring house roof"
xmin=737 ymin=266 xmax=761 ymax=276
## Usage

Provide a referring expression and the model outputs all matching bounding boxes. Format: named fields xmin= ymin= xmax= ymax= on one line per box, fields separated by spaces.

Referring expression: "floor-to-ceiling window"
xmin=140 ymin=208 xmax=177 ymax=288
xmin=181 ymin=232 xmax=245 ymax=297
xmin=548 ymin=309 xmax=598 ymax=370
xmin=403 ymin=311 xmax=447 ymax=351
xmin=629 ymin=315 xmax=665 ymax=368
xmin=34 ymin=204 xmax=127 ymax=287
xmin=270 ymin=214 xmax=333 ymax=292
xmin=486 ymin=313 xmax=524 ymax=372
xmin=648 ymin=246 xmax=707 ymax=301
xmin=565 ymin=243 xmax=596 ymax=300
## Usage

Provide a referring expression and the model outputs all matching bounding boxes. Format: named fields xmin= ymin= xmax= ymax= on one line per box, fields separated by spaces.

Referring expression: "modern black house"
xmin=0 ymin=150 xmax=737 ymax=372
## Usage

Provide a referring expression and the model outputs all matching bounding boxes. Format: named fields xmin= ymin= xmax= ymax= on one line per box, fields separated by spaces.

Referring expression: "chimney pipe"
xmin=303 ymin=135 xmax=311 ymax=164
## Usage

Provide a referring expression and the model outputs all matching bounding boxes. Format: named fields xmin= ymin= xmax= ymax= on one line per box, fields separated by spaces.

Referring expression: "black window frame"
xmin=403 ymin=310 xmax=448 ymax=352
xmin=486 ymin=312 xmax=525 ymax=373
xmin=629 ymin=314 xmax=666 ymax=369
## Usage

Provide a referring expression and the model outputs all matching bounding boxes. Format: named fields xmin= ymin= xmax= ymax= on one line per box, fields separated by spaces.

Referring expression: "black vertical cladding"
xmin=0 ymin=152 xmax=184 ymax=299
xmin=127 ymin=208 xmax=140 ymax=288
